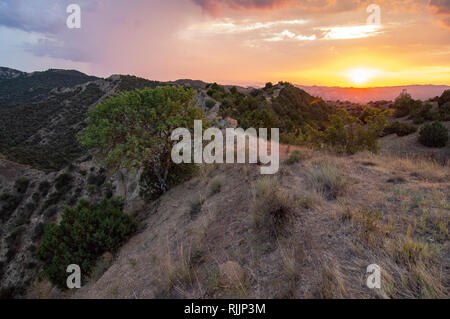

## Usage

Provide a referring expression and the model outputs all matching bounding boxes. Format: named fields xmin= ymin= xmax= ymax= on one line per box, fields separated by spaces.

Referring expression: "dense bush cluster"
xmin=205 ymin=98 xmax=216 ymax=109
xmin=14 ymin=178 xmax=30 ymax=194
xmin=37 ymin=198 xmax=136 ymax=289
xmin=114 ymin=75 xmax=165 ymax=92
xmin=209 ymin=82 xmax=332 ymax=135
xmin=393 ymin=91 xmax=420 ymax=118
xmin=418 ymin=122 xmax=449 ymax=148
xmin=0 ymin=69 xmax=98 ymax=108
xmin=0 ymin=82 xmax=104 ymax=170
xmin=392 ymin=90 xmax=450 ymax=123
xmin=383 ymin=121 xmax=417 ymax=137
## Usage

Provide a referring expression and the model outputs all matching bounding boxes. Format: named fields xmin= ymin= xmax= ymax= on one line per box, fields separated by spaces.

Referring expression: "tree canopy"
xmin=80 ymin=86 xmax=205 ymax=198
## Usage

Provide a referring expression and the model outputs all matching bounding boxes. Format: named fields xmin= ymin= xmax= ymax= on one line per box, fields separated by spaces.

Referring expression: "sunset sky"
xmin=0 ymin=0 xmax=449 ymax=87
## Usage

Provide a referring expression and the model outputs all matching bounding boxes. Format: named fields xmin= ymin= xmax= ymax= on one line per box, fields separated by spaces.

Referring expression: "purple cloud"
xmin=191 ymin=0 xmax=293 ymax=13
xmin=429 ymin=0 xmax=450 ymax=27
xmin=0 ymin=0 xmax=100 ymax=33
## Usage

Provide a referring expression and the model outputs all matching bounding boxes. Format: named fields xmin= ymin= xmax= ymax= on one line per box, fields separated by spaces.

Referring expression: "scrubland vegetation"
xmin=1 ymin=69 xmax=449 ymax=299
xmin=47 ymin=150 xmax=446 ymax=299
xmin=37 ymin=199 xmax=136 ymax=289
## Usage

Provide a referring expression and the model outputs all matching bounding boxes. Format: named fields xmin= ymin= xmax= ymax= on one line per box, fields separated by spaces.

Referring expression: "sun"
xmin=346 ymin=68 xmax=379 ymax=86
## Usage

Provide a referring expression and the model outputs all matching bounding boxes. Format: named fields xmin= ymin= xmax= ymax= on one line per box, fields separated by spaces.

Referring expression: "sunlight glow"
xmin=346 ymin=68 xmax=380 ymax=85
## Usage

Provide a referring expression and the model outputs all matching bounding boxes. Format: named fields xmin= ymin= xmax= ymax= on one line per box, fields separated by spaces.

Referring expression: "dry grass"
xmin=318 ymin=262 xmax=347 ymax=299
xmin=307 ymin=161 xmax=347 ymax=200
xmin=251 ymin=176 xmax=294 ymax=237
xmin=69 ymin=147 xmax=449 ymax=300
xmin=278 ymin=242 xmax=299 ymax=280
xmin=187 ymin=195 xmax=205 ymax=218
xmin=208 ymin=175 xmax=225 ymax=196
xmin=160 ymin=242 xmax=196 ymax=293
xmin=380 ymin=154 xmax=450 ymax=182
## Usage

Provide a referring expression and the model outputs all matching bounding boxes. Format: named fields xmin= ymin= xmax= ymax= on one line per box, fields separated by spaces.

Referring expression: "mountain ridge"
xmin=4 ymin=66 xmax=449 ymax=103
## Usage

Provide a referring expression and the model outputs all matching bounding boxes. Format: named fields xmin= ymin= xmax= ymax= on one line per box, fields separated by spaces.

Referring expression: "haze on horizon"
xmin=0 ymin=0 xmax=449 ymax=88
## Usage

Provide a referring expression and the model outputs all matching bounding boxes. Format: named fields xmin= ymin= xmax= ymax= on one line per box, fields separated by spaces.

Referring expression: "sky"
xmin=0 ymin=0 xmax=449 ymax=87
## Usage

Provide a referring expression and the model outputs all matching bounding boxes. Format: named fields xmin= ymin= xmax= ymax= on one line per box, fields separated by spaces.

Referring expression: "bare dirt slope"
xmin=30 ymin=148 xmax=449 ymax=299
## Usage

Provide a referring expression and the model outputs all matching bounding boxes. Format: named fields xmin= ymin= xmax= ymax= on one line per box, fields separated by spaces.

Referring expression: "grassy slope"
xmin=31 ymin=147 xmax=449 ymax=299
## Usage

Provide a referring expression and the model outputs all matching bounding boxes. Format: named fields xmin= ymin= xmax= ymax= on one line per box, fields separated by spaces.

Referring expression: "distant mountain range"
xmin=295 ymin=84 xmax=450 ymax=103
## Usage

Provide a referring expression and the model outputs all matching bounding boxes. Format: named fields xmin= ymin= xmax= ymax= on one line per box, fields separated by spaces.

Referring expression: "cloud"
xmin=191 ymin=0 xmax=293 ymax=13
xmin=0 ymin=0 xmax=99 ymax=33
xmin=428 ymin=0 xmax=450 ymax=28
xmin=264 ymin=29 xmax=316 ymax=41
xmin=179 ymin=18 xmax=308 ymax=36
xmin=191 ymin=0 xmax=365 ymax=14
xmin=318 ymin=24 xmax=383 ymax=40
xmin=429 ymin=0 xmax=450 ymax=14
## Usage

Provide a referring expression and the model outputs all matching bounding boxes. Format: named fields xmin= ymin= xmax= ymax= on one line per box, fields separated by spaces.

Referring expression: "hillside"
xmin=0 ymin=70 xmax=174 ymax=171
xmin=0 ymin=67 xmax=26 ymax=81
xmin=0 ymin=69 xmax=331 ymax=171
xmin=0 ymin=67 xmax=448 ymax=299
xmin=26 ymin=149 xmax=449 ymax=299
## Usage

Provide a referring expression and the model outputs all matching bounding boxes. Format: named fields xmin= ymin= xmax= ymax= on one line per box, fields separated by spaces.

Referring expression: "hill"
xmin=0 ymin=67 xmax=26 ymax=81
xmin=0 ymin=69 xmax=332 ymax=171
xmin=25 ymin=149 xmax=449 ymax=299
xmin=0 ymin=67 xmax=448 ymax=299
xmin=0 ymin=69 xmax=100 ymax=108
xmin=0 ymin=70 xmax=172 ymax=171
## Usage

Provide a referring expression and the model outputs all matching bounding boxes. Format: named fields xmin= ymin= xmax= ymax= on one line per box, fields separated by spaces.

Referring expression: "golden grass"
xmin=379 ymin=154 xmax=450 ymax=182
xmin=307 ymin=161 xmax=347 ymax=200
xmin=251 ymin=176 xmax=294 ymax=237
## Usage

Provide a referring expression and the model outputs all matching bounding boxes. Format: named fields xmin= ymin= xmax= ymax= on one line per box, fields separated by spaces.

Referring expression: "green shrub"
xmin=410 ymin=104 xmax=435 ymax=124
xmin=87 ymin=184 xmax=98 ymax=195
xmin=37 ymin=198 xmax=136 ymax=289
xmin=55 ymin=173 xmax=73 ymax=192
xmin=383 ymin=121 xmax=417 ymax=137
xmin=38 ymin=181 xmax=51 ymax=196
xmin=14 ymin=178 xmax=30 ymax=194
xmin=322 ymin=108 xmax=388 ymax=154
xmin=31 ymin=192 xmax=40 ymax=202
xmin=139 ymin=163 xmax=197 ymax=201
xmin=32 ymin=222 xmax=45 ymax=241
xmin=439 ymin=102 xmax=450 ymax=121
xmin=5 ymin=226 xmax=25 ymax=261
xmin=251 ymin=177 xmax=293 ymax=237
xmin=0 ymin=193 xmax=22 ymax=222
xmin=418 ymin=122 xmax=449 ymax=148
xmin=393 ymin=91 xmax=422 ymax=118
xmin=80 ymin=86 xmax=205 ymax=201
xmin=188 ymin=196 xmax=205 ymax=218
xmin=87 ymin=171 xmax=106 ymax=187
xmin=208 ymin=176 xmax=224 ymax=196
xmin=286 ymin=150 xmax=304 ymax=165
xmin=103 ymin=183 xmax=114 ymax=199
xmin=205 ymin=98 xmax=216 ymax=109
